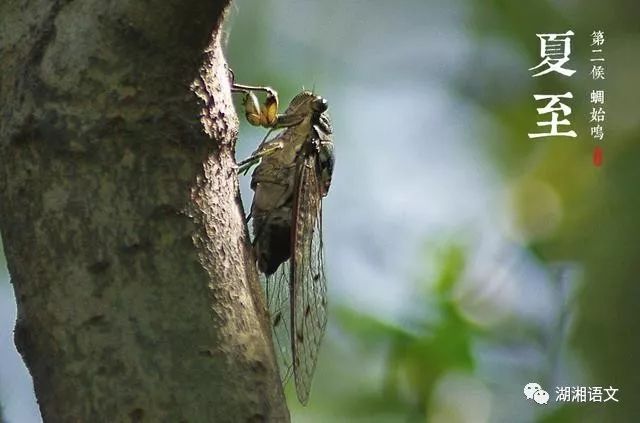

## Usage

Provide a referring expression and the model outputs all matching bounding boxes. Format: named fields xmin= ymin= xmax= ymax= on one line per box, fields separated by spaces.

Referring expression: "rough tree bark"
xmin=0 ymin=0 xmax=289 ymax=421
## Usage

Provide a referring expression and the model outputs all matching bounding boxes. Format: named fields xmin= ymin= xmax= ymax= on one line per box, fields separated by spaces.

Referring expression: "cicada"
xmin=231 ymin=73 xmax=334 ymax=405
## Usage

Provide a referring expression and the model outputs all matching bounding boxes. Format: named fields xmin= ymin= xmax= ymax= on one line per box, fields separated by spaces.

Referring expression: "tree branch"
xmin=0 ymin=0 xmax=288 ymax=421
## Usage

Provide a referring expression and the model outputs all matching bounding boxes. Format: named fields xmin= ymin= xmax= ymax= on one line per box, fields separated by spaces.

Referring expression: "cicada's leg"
xmin=229 ymin=69 xmax=280 ymax=128
xmin=229 ymin=70 xmax=306 ymax=129
xmin=237 ymin=140 xmax=285 ymax=175
xmin=237 ymin=158 xmax=259 ymax=175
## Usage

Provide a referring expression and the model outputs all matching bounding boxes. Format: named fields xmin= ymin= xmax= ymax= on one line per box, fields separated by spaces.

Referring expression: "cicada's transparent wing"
xmin=290 ymin=153 xmax=328 ymax=405
xmin=263 ymin=265 xmax=294 ymax=385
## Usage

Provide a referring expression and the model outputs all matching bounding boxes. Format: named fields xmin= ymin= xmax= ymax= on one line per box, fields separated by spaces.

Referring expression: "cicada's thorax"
xmin=250 ymin=94 xmax=330 ymax=275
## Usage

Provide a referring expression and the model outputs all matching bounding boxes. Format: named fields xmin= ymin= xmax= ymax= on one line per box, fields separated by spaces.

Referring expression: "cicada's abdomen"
xmin=253 ymin=209 xmax=292 ymax=275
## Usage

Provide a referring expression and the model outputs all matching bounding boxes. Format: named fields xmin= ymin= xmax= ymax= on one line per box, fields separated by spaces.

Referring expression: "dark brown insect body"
xmin=250 ymin=91 xmax=333 ymax=275
xmin=232 ymin=79 xmax=334 ymax=405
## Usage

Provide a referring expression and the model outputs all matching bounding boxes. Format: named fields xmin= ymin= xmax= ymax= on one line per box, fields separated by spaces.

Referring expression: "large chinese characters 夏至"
xmin=528 ymin=31 xmax=577 ymax=139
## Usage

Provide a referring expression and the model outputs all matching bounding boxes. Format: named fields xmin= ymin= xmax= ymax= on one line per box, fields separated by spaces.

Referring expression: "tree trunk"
xmin=0 ymin=0 xmax=289 ymax=421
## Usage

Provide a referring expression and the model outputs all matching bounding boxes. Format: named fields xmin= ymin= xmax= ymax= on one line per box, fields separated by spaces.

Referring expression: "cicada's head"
xmin=284 ymin=91 xmax=328 ymax=118
xmin=282 ymin=91 xmax=332 ymax=140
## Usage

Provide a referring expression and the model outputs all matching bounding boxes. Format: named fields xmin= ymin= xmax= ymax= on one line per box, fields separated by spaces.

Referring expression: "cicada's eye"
xmin=312 ymin=96 xmax=328 ymax=113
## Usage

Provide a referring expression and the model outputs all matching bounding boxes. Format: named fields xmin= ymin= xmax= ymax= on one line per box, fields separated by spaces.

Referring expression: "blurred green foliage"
xmin=468 ymin=2 xmax=640 ymax=422
xmin=336 ymin=245 xmax=475 ymax=420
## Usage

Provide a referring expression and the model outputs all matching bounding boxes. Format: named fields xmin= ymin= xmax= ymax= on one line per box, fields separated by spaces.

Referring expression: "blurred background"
xmin=2 ymin=0 xmax=639 ymax=422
